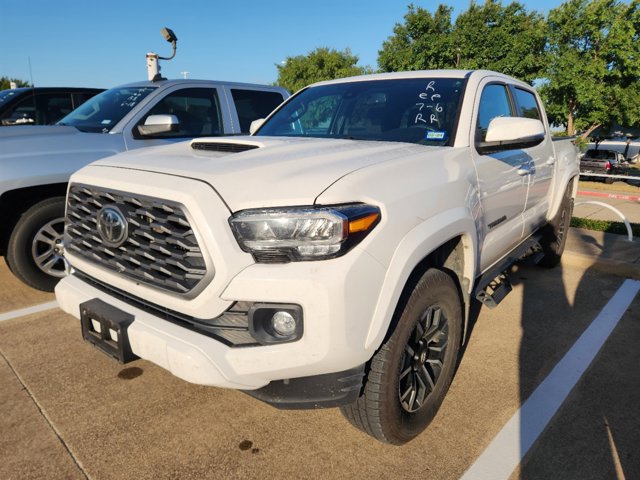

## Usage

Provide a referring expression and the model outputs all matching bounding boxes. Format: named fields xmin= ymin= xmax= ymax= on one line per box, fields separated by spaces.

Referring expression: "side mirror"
xmin=477 ymin=117 xmax=545 ymax=154
xmin=137 ymin=114 xmax=179 ymax=136
xmin=249 ymin=118 xmax=265 ymax=135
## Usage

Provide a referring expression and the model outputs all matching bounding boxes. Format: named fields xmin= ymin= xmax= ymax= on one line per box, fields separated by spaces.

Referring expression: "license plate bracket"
xmin=80 ymin=299 xmax=138 ymax=363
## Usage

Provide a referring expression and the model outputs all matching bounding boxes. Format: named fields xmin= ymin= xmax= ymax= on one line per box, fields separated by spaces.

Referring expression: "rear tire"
xmin=340 ymin=268 xmax=462 ymax=445
xmin=538 ymin=180 xmax=574 ymax=268
xmin=6 ymin=197 xmax=67 ymax=291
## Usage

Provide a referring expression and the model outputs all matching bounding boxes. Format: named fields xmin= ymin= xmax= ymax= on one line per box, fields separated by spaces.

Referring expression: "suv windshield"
xmin=57 ymin=86 xmax=156 ymax=133
xmin=256 ymin=78 xmax=466 ymax=146
xmin=0 ymin=89 xmax=22 ymax=106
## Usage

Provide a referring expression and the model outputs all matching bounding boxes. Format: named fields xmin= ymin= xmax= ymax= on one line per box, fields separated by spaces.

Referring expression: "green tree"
xmin=377 ymin=1 xmax=546 ymax=83
xmin=541 ymin=0 xmax=640 ymax=136
xmin=378 ymin=4 xmax=455 ymax=72
xmin=452 ymin=1 xmax=547 ymax=83
xmin=0 ymin=76 xmax=30 ymax=90
xmin=276 ymin=47 xmax=372 ymax=93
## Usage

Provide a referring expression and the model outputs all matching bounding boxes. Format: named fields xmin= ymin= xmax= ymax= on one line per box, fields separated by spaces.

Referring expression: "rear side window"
xmin=585 ymin=149 xmax=615 ymax=160
xmin=231 ymin=89 xmax=285 ymax=133
xmin=476 ymin=84 xmax=513 ymax=142
xmin=513 ymin=88 xmax=541 ymax=120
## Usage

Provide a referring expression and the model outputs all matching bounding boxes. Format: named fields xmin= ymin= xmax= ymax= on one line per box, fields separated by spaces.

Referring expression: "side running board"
xmin=473 ymin=236 xmax=544 ymax=308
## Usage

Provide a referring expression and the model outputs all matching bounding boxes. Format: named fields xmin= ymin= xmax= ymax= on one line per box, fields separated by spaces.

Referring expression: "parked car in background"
xmin=0 ymin=79 xmax=289 ymax=291
xmin=580 ymin=148 xmax=628 ymax=183
xmin=0 ymin=87 xmax=104 ymax=126
xmin=587 ymin=137 xmax=640 ymax=162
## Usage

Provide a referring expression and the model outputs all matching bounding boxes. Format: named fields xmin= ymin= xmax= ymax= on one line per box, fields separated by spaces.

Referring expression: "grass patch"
xmin=571 ymin=217 xmax=640 ymax=237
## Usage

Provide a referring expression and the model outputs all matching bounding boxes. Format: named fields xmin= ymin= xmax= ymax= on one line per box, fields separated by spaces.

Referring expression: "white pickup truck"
xmin=0 ymin=79 xmax=289 ymax=291
xmin=56 ymin=70 xmax=579 ymax=445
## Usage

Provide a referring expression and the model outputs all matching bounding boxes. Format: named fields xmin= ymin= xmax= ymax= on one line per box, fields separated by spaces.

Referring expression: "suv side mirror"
xmin=477 ymin=117 xmax=545 ymax=154
xmin=137 ymin=114 xmax=179 ymax=136
xmin=249 ymin=118 xmax=265 ymax=135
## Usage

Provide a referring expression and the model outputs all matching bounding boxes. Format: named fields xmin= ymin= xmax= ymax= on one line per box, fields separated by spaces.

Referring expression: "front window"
xmin=57 ymin=86 xmax=156 ymax=133
xmin=256 ymin=78 xmax=466 ymax=146
xmin=136 ymin=88 xmax=222 ymax=138
xmin=476 ymin=84 xmax=513 ymax=143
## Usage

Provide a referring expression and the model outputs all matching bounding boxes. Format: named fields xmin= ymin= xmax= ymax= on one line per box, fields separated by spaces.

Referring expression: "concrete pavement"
xmin=0 ymin=222 xmax=638 ymax=480
xmin=574 ymin=182 xmax=640 ymax=224
xmin=563 ymin=228 xmax=640 ymax=280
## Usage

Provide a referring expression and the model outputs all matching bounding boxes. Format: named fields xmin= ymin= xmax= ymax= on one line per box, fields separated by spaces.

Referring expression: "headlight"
xmin=229 ymin=204 xmax=381 ymax=262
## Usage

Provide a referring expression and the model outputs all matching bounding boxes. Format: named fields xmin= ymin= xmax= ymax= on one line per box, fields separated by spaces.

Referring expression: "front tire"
xmin=5 ymin=197 xmax=67 ymax=291
xmin=340 ymin=268 xmax=462 ymax=445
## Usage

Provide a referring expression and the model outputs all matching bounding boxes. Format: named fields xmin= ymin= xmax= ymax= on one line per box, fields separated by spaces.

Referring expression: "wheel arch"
xmin=0 ymin=183 xmax=68 ymax=255
xmin=364 ymin=209 xmax=478 ymax=351
xmin=547 ymin=174 xmax=578 ymax=222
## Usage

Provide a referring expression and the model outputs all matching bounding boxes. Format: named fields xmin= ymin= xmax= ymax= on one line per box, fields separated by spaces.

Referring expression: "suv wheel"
xmin=6 ymin=197 xmax=67 ymax=291
xmin=340 ymin=268 xmax=462 ymax=445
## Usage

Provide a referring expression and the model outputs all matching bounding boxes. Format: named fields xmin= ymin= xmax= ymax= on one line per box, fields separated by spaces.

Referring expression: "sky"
xmin=1 ymin=0 xmax=564 ymax=90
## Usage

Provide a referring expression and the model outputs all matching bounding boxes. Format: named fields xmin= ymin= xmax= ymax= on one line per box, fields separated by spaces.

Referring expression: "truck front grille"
xmin=65 ymin=185 xmax=208 ymax=294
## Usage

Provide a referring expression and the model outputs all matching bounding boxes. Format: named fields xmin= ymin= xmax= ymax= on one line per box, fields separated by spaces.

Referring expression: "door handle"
xmin=546 ymin=157 xmax=556 ymax=165
xmin=517 ymin=167 xmax=531 ymax=176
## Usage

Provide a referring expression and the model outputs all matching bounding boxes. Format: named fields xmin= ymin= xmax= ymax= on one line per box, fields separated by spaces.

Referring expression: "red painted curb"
xmin=577 ymin=190 xmax=640 ymax=202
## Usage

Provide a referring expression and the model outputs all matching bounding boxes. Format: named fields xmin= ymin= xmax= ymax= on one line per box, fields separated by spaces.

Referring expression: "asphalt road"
xmin=1 ymin=255 xmax=639 ymax=479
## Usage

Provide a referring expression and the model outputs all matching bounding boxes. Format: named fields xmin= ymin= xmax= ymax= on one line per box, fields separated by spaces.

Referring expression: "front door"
xmin=471 ymin=81 xmax=529 ymax=271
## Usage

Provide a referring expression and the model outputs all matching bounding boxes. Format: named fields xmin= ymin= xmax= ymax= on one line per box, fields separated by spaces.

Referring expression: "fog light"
xmin=272 ymin=311 xmax=296 ymax=336
xmin=248 ymin=303 xmax=303 ymax=344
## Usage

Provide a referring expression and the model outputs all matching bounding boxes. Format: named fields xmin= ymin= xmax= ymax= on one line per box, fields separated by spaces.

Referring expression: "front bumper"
xmin=56 ymin=246 xmax=386 ymax=391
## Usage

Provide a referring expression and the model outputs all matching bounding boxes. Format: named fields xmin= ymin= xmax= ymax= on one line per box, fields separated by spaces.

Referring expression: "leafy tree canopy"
xmin=276 ymin=47 xmax=373 ymax=93
xmin=0 ymin=76 xmax=31 ymax=90
xmin=378 ymin=1 xmax=546 ymax=84
xmin=378 ymin=5 xmax=455 ymax=72
xmin=540 ymin=0 xmax=640 ymax=136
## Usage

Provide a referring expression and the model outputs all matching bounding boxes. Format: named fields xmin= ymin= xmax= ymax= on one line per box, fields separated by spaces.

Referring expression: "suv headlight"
xmin=229 ymin=204 xmax=381 ymax=263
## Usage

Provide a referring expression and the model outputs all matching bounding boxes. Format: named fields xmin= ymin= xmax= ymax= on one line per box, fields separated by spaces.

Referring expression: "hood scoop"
xmin=190 ymin=141 xmax=260 ymax=153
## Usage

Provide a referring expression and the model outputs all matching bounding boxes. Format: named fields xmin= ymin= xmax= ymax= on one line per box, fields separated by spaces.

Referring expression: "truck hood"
xmin=0 ymin=125 xmax=123 ymax=158
xmin=92 ymin=136 xmax=445 ymax=211
xmin=0 ymin=124 xmax=78 ymax=139
xmin=0 ymin=125 xmax=126 ymax=191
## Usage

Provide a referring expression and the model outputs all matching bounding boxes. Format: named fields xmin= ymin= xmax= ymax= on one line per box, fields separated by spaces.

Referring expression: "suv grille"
xmin=65 ymin=185 xmax=208 ymax=294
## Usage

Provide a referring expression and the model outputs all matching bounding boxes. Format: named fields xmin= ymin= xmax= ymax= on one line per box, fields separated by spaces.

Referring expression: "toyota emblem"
xmin=97 ymin=206 xmax=128 ymax=247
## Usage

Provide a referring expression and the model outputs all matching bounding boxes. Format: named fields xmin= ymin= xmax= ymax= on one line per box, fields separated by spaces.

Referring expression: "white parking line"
xmin=461 ymin=278 xmax=640 ymax=480
xmin=0 ymin=301 xmax=60 ymax=322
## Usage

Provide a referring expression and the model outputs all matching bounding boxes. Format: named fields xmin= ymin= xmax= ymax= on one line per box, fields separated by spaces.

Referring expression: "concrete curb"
xmin=578 ymin=190 xmax=640 ymax=202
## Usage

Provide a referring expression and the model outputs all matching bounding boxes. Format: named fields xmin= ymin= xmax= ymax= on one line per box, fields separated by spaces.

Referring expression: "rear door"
xmin=509 ymin=86 xmax=554 ymax=235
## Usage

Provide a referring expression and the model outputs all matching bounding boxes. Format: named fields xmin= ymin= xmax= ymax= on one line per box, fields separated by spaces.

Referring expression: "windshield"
xmin=0 ymin=89 xmax=22 ymax=107
xmin=57 ymin=86 xmax=156 ymax=132
xmin=256 ymin=78 xmax=466 ymax=146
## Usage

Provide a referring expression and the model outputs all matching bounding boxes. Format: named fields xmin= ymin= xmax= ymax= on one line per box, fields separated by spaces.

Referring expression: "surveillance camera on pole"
xmin=146 ymin=27 xmax=178 ymax=82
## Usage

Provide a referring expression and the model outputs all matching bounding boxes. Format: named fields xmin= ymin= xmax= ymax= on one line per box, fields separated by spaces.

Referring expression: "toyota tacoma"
xmin=56 ymin=70 xmax=579 ymax=444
